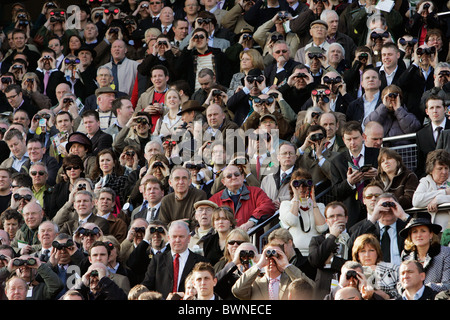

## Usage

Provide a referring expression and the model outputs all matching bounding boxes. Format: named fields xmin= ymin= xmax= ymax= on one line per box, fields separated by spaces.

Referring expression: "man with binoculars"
xmin=231 ymin=243 xmax=314 ymax=300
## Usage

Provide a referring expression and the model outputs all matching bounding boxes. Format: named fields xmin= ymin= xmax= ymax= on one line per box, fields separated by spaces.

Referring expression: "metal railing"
xmin=248 ymin=132 xmax=421 ymax=251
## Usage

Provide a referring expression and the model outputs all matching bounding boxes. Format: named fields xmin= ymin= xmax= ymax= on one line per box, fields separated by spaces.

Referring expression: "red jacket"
xmin=209 ymin=185 xmax=275 ymax=227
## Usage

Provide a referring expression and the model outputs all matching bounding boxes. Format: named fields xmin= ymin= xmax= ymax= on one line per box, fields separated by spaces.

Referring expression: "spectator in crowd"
xmin=397 ymin=259 xmax=438 ymax=300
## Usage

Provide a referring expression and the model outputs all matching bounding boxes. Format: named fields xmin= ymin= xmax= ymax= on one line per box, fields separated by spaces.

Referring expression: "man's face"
xmin=23 ymin=205 xmax=44 ymax=230
xmin=181 ymin=110 xmax=195 ymax=123
xmin=150 ymin=0 xmax=164 ymax=15
xmin=211 ymin=144 xmax=226 ymax=165
xmin=325 ymin=13 xmax=339 ymax=35
xmin=381 ymin=47 xmax=399 ymax=69
xmin=118 ymin=99 xmax=135 ymax=121
xmin=364 ymin=125 xmax=384 ymax=148
xmin=6 ymin=90 xmax=23 ymax=109
xmin=0 ymin=170 xmax=11 ymax=192
xmin=361 ymin=70 xmax=381 ymax=91
xmin=151 ymin=69 xmax=168 ymax=90
xmin=55 ymin=113 xmax=72 ymax=133
xmin=195 ymin=205 xmax=213 ymax=228
xmin=6 ymin=278 xmax=27 ymax=300
xmin=192 ymin=30 xmax=208 ymax=49
xmin=30 ymin=165 xmax=48 ymax=187
xmin=221 ymin=165 xmax=244 ymax=192
xmin=37 ymin=222 xmax=57 ymax=248
xmin=206 ymin=104 xmax=225 ymax=129
xmin=168 ymin=224 xmax=190 ymax=253
xmin=48 ymin=39 xmax=63 ymax=56
xmin=144 ymin=182 xmax=164 ymax=204
xmin=425 ymin=99 xmax=445 ymax=124
xmin=78 ymin=50 xmax=93 ymax=66
xmin=89 ymin=246 xmax=109 ymax=265
xmin=13 ymin=33 xmax=26 ymax=50
xmin=160 ymin=7 xmax=174 ymax=24
xmin=96 ymin=69 xmax=114 ymax=88
xmin=272 ymin=43 xmax=290 ymax=62
xmin=83 ymin=115 xmax=100 ymax=135
xmin=259 ymin=117 xmax=277 ymax=131
xmin=149 ymin=223 xmax=166 ymax=249
xmin=84 ymin=23 xmax=98 ymax=41
xmin=111 ymin=40 xmax=127 ymax=61
xmin=97 ymin=93 xmax=115 ymax=112
xmin=3 ymin=219 xmax=19 ymax=240
xmin=376 ymin=197 xmax=397 ymax=225
xmin=74 ymin=194 xmax=94 ymax=217
xmin=310 ymin=23 xmax=327 ymax=40
xmin=363 ymin=186 xmax=382 ymax=213
xmin=193 ymin=270 xmax=216 ymax=298
xmin=343 ymin=130 xmax=364 ymax=154
xmin=27 ymin=142 xmax=45 ymax=163
xmin=173 ymin=20 xmax=189 ymax=40
xmin=169 ymin=168 xmax=191 ymax=195
xmin=55 ymin=84 xmax=70 ymax=101
xmin=400 ymin=263 xmax=425 ymax=291
xmin=277 ymin=144 xmax=296 ymax=169
xmin=96 ymin=192 xmax=114 ymax=214
xmin=185 ymin=0 xmax=200 ymax=15
xmin=198 ymin=75 xmax=214 ymax=92
xmin=325 ymin=205 xmax=348 ymax=230
xmin=7 ymin=135 xmax=26 ymax=159
xmin=319 ymin=113 xmax=338 ymax=139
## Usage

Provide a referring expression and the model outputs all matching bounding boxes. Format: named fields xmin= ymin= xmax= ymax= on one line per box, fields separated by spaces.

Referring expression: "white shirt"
xmin=362 ymin=91 xmax=380 ymax=128
xmin=145 ymin=202 xmax=161 ymax=222
xmin=432 ymin=118 xmax=446 ymax=142
xmin=402 ymin=285 xmax=426 ymax=300
xmin=380 ymin=65 xmax=398 ymax=86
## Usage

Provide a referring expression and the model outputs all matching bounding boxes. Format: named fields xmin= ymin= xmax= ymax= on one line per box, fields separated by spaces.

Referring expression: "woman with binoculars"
xmin=279 ymin=168 xmax=328 ymax=256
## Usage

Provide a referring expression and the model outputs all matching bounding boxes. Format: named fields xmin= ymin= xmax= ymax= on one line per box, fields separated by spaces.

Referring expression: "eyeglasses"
xmin=30 ymin=171 xmax=46 ymax=176
xmin=364 ymin=193 xmax=381 ymax=199
xmin=228 ymin=240 xmax=244 ymax=246
xmin=6 ymin=93 xmax=19 ymax=100
xmin=65 ymin=166 xmax=81 ymax=171
xmin=280 ymin=152 xmax=295 ymax=157
xmin=274 ymin=49 xmax=288 ymax=54
xmin=225 ymin=172 xmax=241 ymax=179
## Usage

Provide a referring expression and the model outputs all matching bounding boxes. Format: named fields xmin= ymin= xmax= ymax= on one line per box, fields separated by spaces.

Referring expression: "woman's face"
xmin=380 ymin=156 xmax=397 ymax=175
xmin=427 ymin=35 xmax=443 ymax=51
xmin=99 ymin=153 xmax=114 ymax=175
xmin=69 ymin=37 xmax=81 ymax=51
xmin=240 ymin=53 xmax=254 ymax=72
xmin=430 ymin=162 xmax=449 ymax=185
xmin=151 ymin=165 xmax=164 ymax=180
xmin=410 ymin=225 xmax=433 ymax=247
xmin=357 ymin=243 xmax=378 ymax=266
xmin=214 ymin=211 xmax=232 ymax=233
xmin=165 ymin=91 xmax=181 ymax=110
xmin=227 ymin=236 xmax=245 ymax=259
xmin=65 ymin=164 xmax=82 ymax=181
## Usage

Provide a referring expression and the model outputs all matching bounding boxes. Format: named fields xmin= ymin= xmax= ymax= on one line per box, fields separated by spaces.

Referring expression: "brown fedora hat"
xmin=177 ymin=100 xmax=205 ymax=116
xmin=66 ymin=132 xmax=93 ymax=154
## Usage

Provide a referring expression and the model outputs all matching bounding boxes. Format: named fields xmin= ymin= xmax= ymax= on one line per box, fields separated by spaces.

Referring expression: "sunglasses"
xmin=150 ymin=226 xmax=165 ymax=234
xmin=370 ymin=31 xmax=389 ymax=40
xmin=30 ymin=171 xmax=46 ymax=176
xmin=225 ymin=172 xmax=241 ymax=179
xmin=228 ymin=240 xmax=244 ymax=246
xmin=13 ymin=194 xmax=32 ymax=201
xmin=364 ymin=193 xmax=381 ymax=199
xmin=274 ymin=49 xmax=288 ymax=54
xmin=65 ymin=165 xmax=81 ymax=171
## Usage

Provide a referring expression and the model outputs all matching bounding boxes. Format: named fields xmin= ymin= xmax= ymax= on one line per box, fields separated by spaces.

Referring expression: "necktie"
xmin=43 ymin=71 xmax=50 ymax=95
xmin=150 ymin=207 xmax=157 ymax=221
xmin=152 ymin=17 xmax=158 ymax=24
xmin=163 ymin=27 xmax=168 ymax=34
xmin=353 ymin=155 xmax=363 ymax=201
xmin=436 ymin=126 xmax=443 ymax=143
xmin=280 ymin=172 xmax=287 ymax=187
xmin=324 ymin=141 xmax=330 ymax=150
xmin=256 ymin=156 xmax=262 ymax=180
xmin=381 ymin=225 xmax=391 ymax=263
xmin=268 ymin=278 xmax=279 ymax=300
xmin=172 ymin=253 xmax=180 ymax=292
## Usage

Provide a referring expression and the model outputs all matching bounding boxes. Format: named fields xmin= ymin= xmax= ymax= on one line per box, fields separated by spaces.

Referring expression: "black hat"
xmin=66 ymin=132 xmax=93 ymax=154
xmin=177 ymin=100 xmax=205 ymax=116
xmin=75 ymin=45 xmax=97 ymax=59
xmin=399 ymin=212 xmax=442 ymax=239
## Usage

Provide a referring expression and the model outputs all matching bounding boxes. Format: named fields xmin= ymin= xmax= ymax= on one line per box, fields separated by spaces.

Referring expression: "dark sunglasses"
xmin=274 ymin=49 xmax=288 ymax=54
xmin=30 ymin=171 xmax=46 ymax=176
xmin=225 ymin=172 xmax=241 ymax=179
xmin=65 ymin=165 xmax=81 ymax=171
xmin=228 ymin=240 xmax=244 ymax=246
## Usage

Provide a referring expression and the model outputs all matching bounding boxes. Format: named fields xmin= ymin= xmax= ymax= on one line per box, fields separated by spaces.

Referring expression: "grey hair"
xmin=328 ymin=42 xmax=345 ymax=58
xmin=96 ymin=65 xmax=113 ymax=77
xmin=39 ymin=220 xmax=59 ymax=233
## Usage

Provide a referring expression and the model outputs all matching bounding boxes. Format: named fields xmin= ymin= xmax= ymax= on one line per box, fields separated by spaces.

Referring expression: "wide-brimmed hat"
xmin=399 ymin=212 xmax=442 ymax=239
xmin=66 ymin=132 xmax=93 ymax=154
xmin=75 ymin=45 xmax=97 ymax=58
xmin=177 ymin=100 xmax=205 ymax=116
xmin=194 ymin=200 xmax=219 ymax=210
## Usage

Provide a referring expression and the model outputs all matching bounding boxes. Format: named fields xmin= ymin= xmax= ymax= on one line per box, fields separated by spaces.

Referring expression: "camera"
xmin=311 ymin=89 xmax=331 ymax=103
xmin=0 ymin=254 xmax=8 ymax=260
xmin=370 ymin=31 xmax=389 ymax=40
xmin=294 ymin=72 xmax=308 ymax=79
xmin=13 ymin=257 xmax=37 ymax=267
xmin=311 ymin=112 xmax=322 ymax=118
xmin=423 ymin=3 xmax=431 ymax=9
xmin=158 ymin=40 xmax=168 ymax=46
xmin=346 ymin=270 xmax=358 ymax=280
xmin=125 ymin=151 xmax=135 ymax=157
xmin=52 ymin=239 xmax=74 ymax=250
xmin=186 ymin=163 xmax=205 ymax=170
xmin=381 ymin=201 xmax=396 ymax=208
xmin=271 ymin=34 xmax=284 ymax=42
xmin=149 ymin=226 xmax=165 ymax=234
xmin=233 ymin=157 xmax=247 ymax=165
xmin=387 ymin=92 xmax=399 ymax=99
xmin=179 ymin=122 xmax=188 ymax=129
xmin=12 ymin=64 xmax=23 ymax=70
xmin=124 ymin=19 xmax=135 ymax=25
xmin=292 ymin=179 xmax=313 ymax=188
xmin=49 ymin=10 xmax=65 ymax=23
xmin=265 ymin=249 xmax=278 ymax=258
xmin=18 ymin=20 xmax=29 ymax=26
xmin=152 ymin=161 xmax=164 ymax=168
xmin=307 ymin=52 xmax=324 ymax=60
xmin=310 ymin=132 xmax=324 ymax=142
xmin=109 ymin=27 xmax=120 ymax=34
xmin=163 ymin=140 xmax=177 ymax=146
